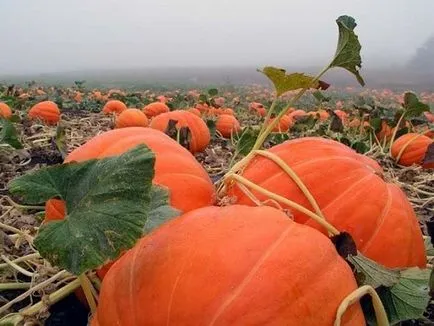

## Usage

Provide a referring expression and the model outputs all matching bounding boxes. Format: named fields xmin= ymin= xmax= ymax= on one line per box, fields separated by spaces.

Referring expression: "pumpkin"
xmin=195 ymin=103 xmax=210 ymax=113
xmin=216 ymin=114 xmax=241 ymax=138
xmin=376 ymin=121 xmax=393 ymax=142
xmin=270 ymin=115 xmax=293 ymax=132
xmin=91 ymin=205 xmax=364 ymax=326
xmin=150 ymin=110 xmax=210 ymax=153
xmin=74 ymin=92 xmax=83 ymax=103
xmin=115 ymin=109 xmax=149 ymax=129
xmin=220 ymin=108 xmax=234 ymax=116
xmin=308 ymin=110 xmax=329 ymax=121
xmin=287 ymin=109 xmax=307 ymax=121
xmin=102 ymin=100 xmax=127 ymax=115
xmin=187 ymin=108 xmax=201 ymax=117
xmin=391 ymin=133 xmax=433 ymax=168
xmin=0 ymin=103 xmax=12 ymax=119
xmin=28 ymin=101 xmax=60 ymax=125
xmin=424 ymin=111 xmax=434 ymax=123
xmin=65 ymin=127 xmax=215 ymax=213
xmin=334 ymin=110 xmax=349 ymax=123
xmin=255 ymin=107 xmax=267 ymax=117
xmin=143 ymin=102 xmax=170 ymax=118
xmin=44 ymin=198 xmax=66 ymax=221
xmin=228 ymin=137 xmax=425 ymax=268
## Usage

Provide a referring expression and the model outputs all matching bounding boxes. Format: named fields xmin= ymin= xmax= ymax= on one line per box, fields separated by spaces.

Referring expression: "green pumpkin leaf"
xmin=199 ymin=94 xmax=208 ymax=104
xmin=9 ymin=145 xmax=157 ymax=275
xmin=235 ymin=126 xmax=260 ymax=156
xmin=377 ymin=268 xmax=430 ymax=324
xmin=347 ymin=254 xmax=400 ymax=288
xmin=206 ymin=119 xmax=216 ymax=138
xmin=258 ymin=67 xmax=320 ymax=97
xmin=403 ymin=92 xmax=430 ymax=118
xmin=54 ymin=124 xmax=67 ymax=159
xmin=144 ymin=185 xmax=180 ymax=234
xmin=9 ymin=115 xmax=21 ymax=123
xmin=208 ymin=88 xmax=218 ymax=96
xmin=329 ymin=15 xmax=365 ymax=86
xmin=0 ymin=118 xmax=23 ymax=149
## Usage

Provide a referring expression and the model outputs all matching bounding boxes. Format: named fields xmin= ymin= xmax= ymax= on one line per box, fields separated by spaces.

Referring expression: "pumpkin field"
xmin=1 ymin=16 xmax=434 ymax=326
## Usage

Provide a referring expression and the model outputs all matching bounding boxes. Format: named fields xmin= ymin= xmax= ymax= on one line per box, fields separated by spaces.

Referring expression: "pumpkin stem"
xmin=79 ymin=273 xmax=98 ymax=313
xmin=227 ymin=173 xmax=340 ymax=235
xmin=334 ymin=285 xmax=389 ymax=326
xmin=388 ymin=112 xmax=406 ymax=155
xmin=0 ymin=278 xmax=82 ymax=325
xmin=251 ymin=66 xmax=329 ymax=152
xmin=255 ymin=150 xmax=328 ymax=223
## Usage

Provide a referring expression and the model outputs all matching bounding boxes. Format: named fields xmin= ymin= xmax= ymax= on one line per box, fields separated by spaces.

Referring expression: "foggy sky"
xmin=0 ymin=0 xmax=433 ymax=75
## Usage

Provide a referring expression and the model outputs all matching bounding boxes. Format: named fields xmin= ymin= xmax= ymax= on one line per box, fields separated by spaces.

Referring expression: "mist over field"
xmin=1 ymin=0 xmax=433 ymax=88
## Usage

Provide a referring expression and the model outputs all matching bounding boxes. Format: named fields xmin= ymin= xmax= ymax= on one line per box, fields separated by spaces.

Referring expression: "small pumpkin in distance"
xmin=28 ymin=101 xmax=61 ymax=125
xmin=115 ymin=109 xmax=149 ymax=128
xmin=0 ymin=103 xmax=12 ymax=119
xmin=150 ymin=110 xmax=210 ymax=153
xmin=391 ymin=133 xmax=433 ymax=168
xmin=216 ymin=114 xmax=241 ymax=138
xmin=287 ymin=109 xmax=307 ymax=121
xmin=45 ymin=198 xmax=66 ymax=221
xmin=91 ymin=205 xmax=364 ymax=326
xmin=270 ymin=114 xmax=293 ymax=132
xmin=102 ymin=100 xmax=127 ymax=115
xmin=143 ymin=102 xmax=170 ymax=118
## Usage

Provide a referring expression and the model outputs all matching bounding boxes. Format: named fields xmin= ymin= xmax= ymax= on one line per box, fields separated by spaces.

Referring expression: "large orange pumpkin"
xmin=0 ymin=103 xmax=12 ymax=119
xmin=64 ymin=127 xmax=215 ymax=213
xmin=228 ymin=137 xmax=425 ymax=268
xmin=143 ymin=102 xmax=169 ymax=118
xmin=91 ymin=205 xmax=364 ymax=326
xmin=115 ymin=109 xmax=149 ymax=128
xmin=216 ymin=114 xmax=241 ymax=138
xmin=391 ymin=133 xmax=433 ymax=168
xmin=28 ymin=101 xmax=60 ymax=125
xmin=102 ymin=100 xmax=127 ymax=115
xmin=150 ymin=110 xmax=210 ymax=153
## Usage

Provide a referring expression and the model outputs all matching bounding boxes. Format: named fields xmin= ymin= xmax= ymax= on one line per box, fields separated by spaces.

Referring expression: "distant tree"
xmin=407 ymin=35 xmax=434 ymax=73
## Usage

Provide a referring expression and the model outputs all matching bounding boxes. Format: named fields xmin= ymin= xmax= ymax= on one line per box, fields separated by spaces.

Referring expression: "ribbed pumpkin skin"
xmin=143 ymin=102 xmax=169 ymax=118
xmin=102 ymin=100 xmax=127 ymax=115
xmin=391 ymin=133 xmax=433 ymax=167
xmin=187 ymin=108 xmax=201 ymax=117
xmin=216 ymin=114 xmax=241 ymax=138
xmin=28 ymin=101 xmax=60 ymax=125
xmin=45 ymin=198 xmax=66 ymax=221
xmin=0 ymin=103 xmax=12 ymax=118
xmin=115 ymin=109 xmax=149 ymax=128
xmin=229 ymin=137 xmax=425 ymax=268
xmin=287 ymin=109 xmax=307 ymax=120
xmin=91 ymin=205 xmax=364 ymax=326
xmin=65 ymin=127 xmax=215 ymax=213
xmin=270 ymin=115 xmax=293 ymax=132
xmin=150 ymin=110 xmax=210 ymax=153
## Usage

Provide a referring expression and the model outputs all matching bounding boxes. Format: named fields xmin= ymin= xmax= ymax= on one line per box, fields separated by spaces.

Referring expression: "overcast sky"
xmin=0 ymin=0 xmax=433 ymax=75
